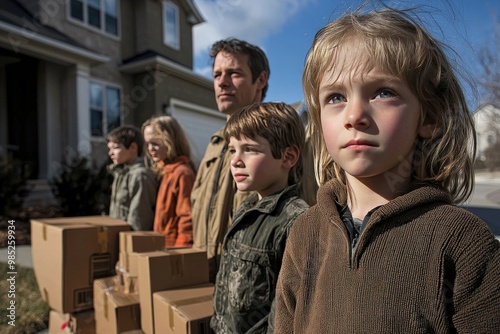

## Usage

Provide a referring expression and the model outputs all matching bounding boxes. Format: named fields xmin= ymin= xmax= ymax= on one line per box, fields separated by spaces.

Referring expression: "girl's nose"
xmin=344 ymin=99 xmax=370 ymax=129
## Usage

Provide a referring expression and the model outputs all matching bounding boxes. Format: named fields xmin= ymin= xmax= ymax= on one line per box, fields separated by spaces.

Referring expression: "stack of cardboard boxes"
xmin=31 ymin=217 xmax=215 ymax=334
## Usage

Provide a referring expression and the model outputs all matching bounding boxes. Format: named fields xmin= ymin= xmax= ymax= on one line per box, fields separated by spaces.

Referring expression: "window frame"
xmin=162 ymin=1 xmax=180 ymax=50
xmin=68 ymin=0 xmax=120 ymax=38
xmin=89 ymin=80 xmax=123 ymax=139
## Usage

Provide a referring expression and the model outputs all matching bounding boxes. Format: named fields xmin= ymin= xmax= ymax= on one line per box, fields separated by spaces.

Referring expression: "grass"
xmin=0 ymin=262 xmax=49 ymax=334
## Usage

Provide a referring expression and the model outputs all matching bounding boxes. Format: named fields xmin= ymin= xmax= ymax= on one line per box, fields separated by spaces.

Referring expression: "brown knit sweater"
xmin=274 ymin=181 xmax=500 ymax=333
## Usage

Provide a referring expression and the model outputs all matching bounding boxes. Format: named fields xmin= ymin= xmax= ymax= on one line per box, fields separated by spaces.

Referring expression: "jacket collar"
xmin=239 ymin=184 xmax=300 ymax=214
xmin=108 ymin=158 xmax=144 ymax=174
xmin=317 ymin=180 xmax=452 ymax=228
xmin=160 ymin=156 xmax=190 ymax=173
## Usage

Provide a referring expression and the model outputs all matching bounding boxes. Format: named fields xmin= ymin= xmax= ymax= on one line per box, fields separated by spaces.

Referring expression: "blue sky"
xmin=192 ymin=0 xmax=499 ymax=109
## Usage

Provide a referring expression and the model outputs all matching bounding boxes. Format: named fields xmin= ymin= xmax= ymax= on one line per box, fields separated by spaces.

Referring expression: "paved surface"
xmin=0 ymin=173 xmax=498 ymax=334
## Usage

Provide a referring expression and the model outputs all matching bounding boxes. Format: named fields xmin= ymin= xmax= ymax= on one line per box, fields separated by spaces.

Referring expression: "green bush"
xmin=0 ymin=158 xmax=32 ymax=216
xmin=49 ymin=154 xmax=112 ymax=216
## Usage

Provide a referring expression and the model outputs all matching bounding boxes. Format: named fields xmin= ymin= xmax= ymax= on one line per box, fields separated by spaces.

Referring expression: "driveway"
xmin=462 ymin=174 xmax=500 ymax=240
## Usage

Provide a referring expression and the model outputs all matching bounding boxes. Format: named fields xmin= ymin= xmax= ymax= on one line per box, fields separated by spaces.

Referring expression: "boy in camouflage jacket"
xmin=210 ymin=102 xmax=309 ymax=333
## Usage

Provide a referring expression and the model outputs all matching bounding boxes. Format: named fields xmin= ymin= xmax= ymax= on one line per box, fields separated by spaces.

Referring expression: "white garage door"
xmin=169 ymin=98 xmax=226 ymax=168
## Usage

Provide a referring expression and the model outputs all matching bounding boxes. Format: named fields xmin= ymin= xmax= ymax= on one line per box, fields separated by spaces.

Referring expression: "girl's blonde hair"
xmin=303 ymin=7 xmax=476 ymax=203
xmin=141 ymin=115 xmax=192 ymax=174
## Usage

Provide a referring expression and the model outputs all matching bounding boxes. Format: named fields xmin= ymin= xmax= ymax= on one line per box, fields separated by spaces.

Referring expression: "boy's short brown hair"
xmin=106 ymin=125 xmax=144 ymax=156
xmin=224 ymin=102 xmax=305 ymax=185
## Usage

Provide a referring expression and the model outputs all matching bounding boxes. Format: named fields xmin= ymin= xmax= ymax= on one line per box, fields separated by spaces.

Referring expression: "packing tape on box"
xmin=168 ymin=295 xmax=213 ymax=331
xmin=43 ymin=288 xmax=49 ymax=304
xmin=166 ymin=250 xmax=186 ymax=279
xmin=103 ymin=287 xmax=114 ymax=320
xmin=97 ymin=227 xmax=109 ymax=253
xmin=171 ymin=255 xmax=184 ymax=279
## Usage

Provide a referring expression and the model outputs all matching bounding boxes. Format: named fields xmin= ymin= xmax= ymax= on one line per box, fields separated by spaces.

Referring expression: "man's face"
xmin=212 ymin=51 xmax=266 ymax=116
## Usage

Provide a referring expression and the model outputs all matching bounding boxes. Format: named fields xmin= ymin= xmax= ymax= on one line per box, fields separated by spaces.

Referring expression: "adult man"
xmin=191 ymin=38 xmax=270 ymax=282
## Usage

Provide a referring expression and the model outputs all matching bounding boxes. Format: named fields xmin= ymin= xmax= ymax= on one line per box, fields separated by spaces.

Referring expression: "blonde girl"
xmin=142 ymin=116 xmax=195 ymax=248
xmin=273 ymin=7 xmax=500 ymax=333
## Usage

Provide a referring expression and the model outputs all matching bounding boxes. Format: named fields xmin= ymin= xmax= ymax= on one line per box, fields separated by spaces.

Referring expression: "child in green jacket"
xmin=107 ymin=125 xmax=157 ymax=230
xmin=211 ymin=102 xmax=309 ymax=333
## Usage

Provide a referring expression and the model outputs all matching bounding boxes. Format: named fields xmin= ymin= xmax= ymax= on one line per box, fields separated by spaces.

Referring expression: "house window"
xmin=69 ymin=0 xmax=119 ymax=36
xmin=163 ymin=1 xmax=180 ymax=49
xmin=90 ymin=81 xmax=121 ymax=137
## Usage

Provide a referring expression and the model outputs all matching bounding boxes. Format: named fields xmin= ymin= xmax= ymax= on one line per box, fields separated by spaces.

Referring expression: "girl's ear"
xmin=418 ymin=113 xmax=439 ymax=139
xmin=418 ymin=123 xmax=437 ymax=139
xmin=282 ymin=146 xmax=300 ymax=169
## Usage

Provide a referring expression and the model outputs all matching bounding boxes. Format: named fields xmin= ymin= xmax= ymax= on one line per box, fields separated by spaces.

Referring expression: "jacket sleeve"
xmin=127 ymin=169 xmax=157 ymax=230
xmin=173 ymin=168 xmax=195 ymax=247
xmin=273 ymin=221 xmax=303 ymax=334
xmin=452 ymin=221 xmax=500 ymax=333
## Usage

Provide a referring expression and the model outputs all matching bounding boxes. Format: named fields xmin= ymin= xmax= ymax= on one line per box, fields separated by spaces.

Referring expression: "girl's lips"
xmin=233 ymin=174 xmax=247 ymax=182
xmin=343 ymin=139 xmax=377 ymax=148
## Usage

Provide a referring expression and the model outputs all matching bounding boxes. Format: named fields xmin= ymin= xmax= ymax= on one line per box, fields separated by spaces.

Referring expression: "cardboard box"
xmin=115 ymin=259 xmax=139 ymax=294
xmin=31 ymin=216 xmax=131 ymax=313
xmin=138 ymin=248 xmax=209 ymax=334
xmin=119 ymin=251 xmax=141 ymax=276
xmin=119 ymin=231 xmax=166 ymax=253
xmin=94 ymin=276 xmax=141 ymax=334
xmin=48 ymin=309 xmax=95 ymax=334
xmin=153 ymin=284 xmax=214 ymax=334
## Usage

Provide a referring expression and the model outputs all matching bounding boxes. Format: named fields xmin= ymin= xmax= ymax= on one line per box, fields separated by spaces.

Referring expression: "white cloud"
xmin=192 ymin=0 xmax=314 ymax=57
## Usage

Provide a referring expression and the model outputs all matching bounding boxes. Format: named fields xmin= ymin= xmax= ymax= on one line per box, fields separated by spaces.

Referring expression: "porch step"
xmin=23 ymin=179 xmax=58 ymax=207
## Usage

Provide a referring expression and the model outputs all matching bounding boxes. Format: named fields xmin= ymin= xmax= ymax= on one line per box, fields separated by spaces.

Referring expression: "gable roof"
xmin=179 ymin=0 xmax=204 ymax=25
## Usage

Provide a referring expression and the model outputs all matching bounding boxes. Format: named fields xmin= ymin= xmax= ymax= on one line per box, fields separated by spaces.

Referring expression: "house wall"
xmin=474 ymin=104 xmax=500 ymax=161
xmin=126 ymin=0 xmax=194 ymax=68
xmin=120 ymin=0 xmax=138 ymax=60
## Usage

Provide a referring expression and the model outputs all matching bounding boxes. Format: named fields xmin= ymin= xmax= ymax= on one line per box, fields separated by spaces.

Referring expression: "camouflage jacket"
xmin=210 ymin=184 xmax=309 ymax=334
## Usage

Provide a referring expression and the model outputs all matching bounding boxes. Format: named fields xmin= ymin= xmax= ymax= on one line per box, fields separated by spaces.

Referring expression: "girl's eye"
xmin=376 ymin=89 xmax=396 ymax=99
xmin=328 ymin=94 xmax=346 ymax=104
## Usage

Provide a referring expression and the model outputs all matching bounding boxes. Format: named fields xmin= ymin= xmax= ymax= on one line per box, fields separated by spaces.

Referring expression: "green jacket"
xmin=109 ymin=158 xmax=157 ymax=230
xmin=211 ymin=184 xmax=309 ymax=334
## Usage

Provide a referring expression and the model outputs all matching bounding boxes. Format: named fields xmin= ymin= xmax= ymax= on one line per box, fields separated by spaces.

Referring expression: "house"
xmin=0 ymin=0 xmax=224 ymax=205
xmin=474 ymin=103 xmax=500 ymax=169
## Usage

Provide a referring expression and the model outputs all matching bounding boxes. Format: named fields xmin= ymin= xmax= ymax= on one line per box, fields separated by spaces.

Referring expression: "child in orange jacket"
xmin=142 ymin=116 xmax=195 ymax=248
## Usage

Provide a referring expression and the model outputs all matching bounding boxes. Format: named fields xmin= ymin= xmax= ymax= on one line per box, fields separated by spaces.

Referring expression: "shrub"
xmin=0 ymin=157 xmax=32 ymax=216
xmin=49 ymin=153 xmax=112 ymax=216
